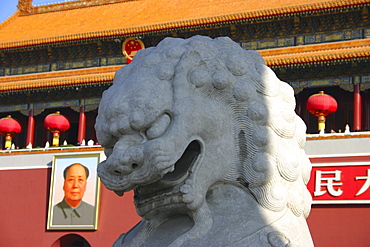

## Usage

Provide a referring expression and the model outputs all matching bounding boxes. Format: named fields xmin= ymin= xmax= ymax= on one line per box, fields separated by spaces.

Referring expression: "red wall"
xmin=307 ymin=155 xmax=370 ymax=247
xmin=308 ymin=205 xmax=370 ymax=247
xmin=0 ymin=168 xmax=140 ymax=247
xmin=1 ymin=168 xmax=369 ymax=246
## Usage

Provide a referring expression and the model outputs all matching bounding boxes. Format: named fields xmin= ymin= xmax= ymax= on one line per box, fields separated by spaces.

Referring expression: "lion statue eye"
xmin=146 ymin=113 xmax=171 ymax=140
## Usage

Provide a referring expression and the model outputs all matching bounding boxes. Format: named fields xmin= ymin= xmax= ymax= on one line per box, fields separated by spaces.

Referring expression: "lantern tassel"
xmin=5 ymin=134 xmax=12 ymax=149
xmin=318 ymin=116 xmax=326 ymax=131
xmin=52 ymin=132 xmax=60 ymax=146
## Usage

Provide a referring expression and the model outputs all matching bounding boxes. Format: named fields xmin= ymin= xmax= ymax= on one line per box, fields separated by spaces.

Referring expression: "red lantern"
xmin=44 ymin=111 xmax=70 ymax=146
xmin=0 ymin=115 xmax=22 ymax=149
xmin=306 ymin=91 xmax=338 ymax=131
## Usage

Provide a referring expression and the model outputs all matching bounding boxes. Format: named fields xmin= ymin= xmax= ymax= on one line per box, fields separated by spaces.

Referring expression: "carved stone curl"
xmin=95 ymin=36 xmax=314 ymax=247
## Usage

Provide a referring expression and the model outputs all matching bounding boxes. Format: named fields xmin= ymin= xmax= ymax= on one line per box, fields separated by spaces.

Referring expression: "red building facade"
xmin=0 ymin=0 xmax=370 ymax=246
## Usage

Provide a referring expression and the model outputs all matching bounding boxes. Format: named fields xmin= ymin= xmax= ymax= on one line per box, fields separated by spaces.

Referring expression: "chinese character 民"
xmin=314 ymin=170 xmax=343 ymax=197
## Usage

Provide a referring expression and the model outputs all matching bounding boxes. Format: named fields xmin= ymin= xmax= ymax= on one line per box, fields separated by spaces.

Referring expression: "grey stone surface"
xmin=95 ymin=36 xmax=314 ymax=246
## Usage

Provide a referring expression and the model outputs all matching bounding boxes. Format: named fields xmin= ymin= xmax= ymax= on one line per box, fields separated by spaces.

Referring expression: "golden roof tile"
xmin=260 ymin=39 xmax=370 ymax=66
xmin=0 ymin=0 xmax=368 ymax=49
xmin=0 ymin=65 xmax=121 ymax=92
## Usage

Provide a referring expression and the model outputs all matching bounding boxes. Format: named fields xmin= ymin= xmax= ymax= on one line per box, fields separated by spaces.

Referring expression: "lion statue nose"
xmin=107 ymin=146 xmax=144 ymax=176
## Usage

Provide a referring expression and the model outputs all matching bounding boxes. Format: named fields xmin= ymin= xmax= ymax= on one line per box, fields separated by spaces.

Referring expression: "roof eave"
xmin=1 ymin=0 xmax=369 ymax=50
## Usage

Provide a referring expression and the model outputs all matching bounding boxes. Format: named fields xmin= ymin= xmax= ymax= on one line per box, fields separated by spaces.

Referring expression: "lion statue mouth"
xmin=96 ymin=140 xmax=201 ymax=199
xmin=133 ymin=141 xmax=201 ymax=215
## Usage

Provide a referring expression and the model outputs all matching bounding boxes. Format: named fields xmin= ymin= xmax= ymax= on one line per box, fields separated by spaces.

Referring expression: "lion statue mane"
xmin=95 ymin=35 xmax=314 ymax=247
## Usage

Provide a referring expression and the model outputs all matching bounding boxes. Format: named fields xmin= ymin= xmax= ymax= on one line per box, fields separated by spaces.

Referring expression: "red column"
xmin=26 ymin=109 xmax=35 ymax=147
xmin=78 ymin=105 xmax=86 ymax=145
xmin=353 ymin=83 xmax=362 ymax=131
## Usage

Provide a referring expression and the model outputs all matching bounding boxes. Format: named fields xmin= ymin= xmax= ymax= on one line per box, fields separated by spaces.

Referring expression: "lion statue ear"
xmin=175 ymin=49 xmax=203 ymax=72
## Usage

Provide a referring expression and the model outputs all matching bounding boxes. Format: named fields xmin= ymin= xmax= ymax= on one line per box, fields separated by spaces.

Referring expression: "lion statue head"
xmin=95 ymin=36 xmax=313 ymax=246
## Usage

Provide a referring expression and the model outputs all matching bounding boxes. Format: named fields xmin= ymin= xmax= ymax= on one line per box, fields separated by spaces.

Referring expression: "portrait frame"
xmin=47 ymin=153 xmax=102 ymax=230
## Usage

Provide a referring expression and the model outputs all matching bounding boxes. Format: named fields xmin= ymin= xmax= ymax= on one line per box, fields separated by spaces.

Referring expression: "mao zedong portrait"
xmin=52 ymin=163 xmax=95 ymax=225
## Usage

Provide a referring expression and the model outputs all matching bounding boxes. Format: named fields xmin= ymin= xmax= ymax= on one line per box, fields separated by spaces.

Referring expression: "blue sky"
xmin=0 ymin=0 xmax=74 ymax=23
xmin=0 ymin=0 xmax=18 ymax=23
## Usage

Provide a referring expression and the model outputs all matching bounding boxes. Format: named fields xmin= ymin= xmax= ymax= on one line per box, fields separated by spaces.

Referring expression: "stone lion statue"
xmin=95 ymin=36 xmax=314 ymax=246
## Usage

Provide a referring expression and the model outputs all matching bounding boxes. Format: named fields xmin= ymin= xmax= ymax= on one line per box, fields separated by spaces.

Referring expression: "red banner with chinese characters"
xmin=307 ymin=162 xmax=370 ymax=204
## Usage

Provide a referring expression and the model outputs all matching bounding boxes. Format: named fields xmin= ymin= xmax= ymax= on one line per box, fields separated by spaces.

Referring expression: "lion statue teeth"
xmin=95 ymin=35 xmax=314 ymax=247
